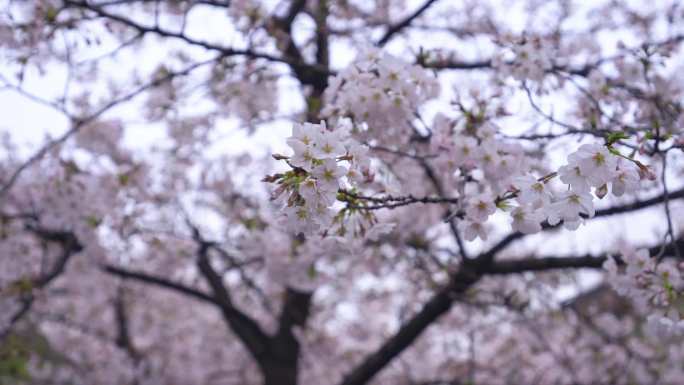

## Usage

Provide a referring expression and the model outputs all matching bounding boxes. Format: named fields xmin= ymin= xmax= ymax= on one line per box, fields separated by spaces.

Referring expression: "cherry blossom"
xmin=461 ymin=219 xmax=489 ymax=241
xmin=510 ymin=205 xmax=544 ymax=234
xmin=611 ymin=162 xmax=640 ymax=197
xmin=465 ymin=193 xmax=496 ymax=223
xmin=547 ymin=191 xmax=595 ymax=230
xmin=513 ymin=174 xmax=553 ymax=207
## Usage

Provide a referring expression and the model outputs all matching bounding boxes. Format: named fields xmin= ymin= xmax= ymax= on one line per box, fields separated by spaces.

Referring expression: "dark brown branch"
xmin=377 ymin=0 xmax=440 ymax=46
xmin=277 ymin=0 xmax=307 ymax=27
xmin=91 ymin=0 xmax=231 ymax=7
xmin=314 ymin=0 xmax=330 ymax=70
xmin=269 ymin=0 xmax=329 ymax=94
xmin=1 ymin=227 xmax=82 ymax=341
xmin=207 ymin=243 xmax=274 ymax=314
xmin=420 ymin=59 xmax=492 ymax=70
xmin=263 ymin=287 xmax=313 ymax=385
xmin=195 ymin=242 xmax=271 ymax=360
xmin=271 ymin=0 xmax=307 ymax=69
xmin=420 ymin=58 xmax=603 ymax=78
xmin=63 ymin=0 xmax=330 ymax=86
xmin=29 ymin=228 xmax=82 ymax=287
xmin=103 ymin=265 xmax=217 ymax=304
xmin=64 ymin=1 xmax=281 ymax=62
xmin=1 ymin=300 xmax=33 ymax=342
xmin=486 ymin=238 xmax=684 ymax=275
xmin=185 ymin=218 xmax=309 ymax=384
xmin=338 ymin=267 xmax=481 ymax=385
xmin=595 ymin=186 xmax=684 ymax=217
xmin=276 ymin=287 xmax=312 ymax=340
xmin=420 ymin=161 xmax=469 ymax=259
xmin=113 ymin=287 xmax=140 ymax=362
xmin=487 ymin=255 xmax=605 ymax=274
xmin=339 ymin=190 xmax=460 ymax=211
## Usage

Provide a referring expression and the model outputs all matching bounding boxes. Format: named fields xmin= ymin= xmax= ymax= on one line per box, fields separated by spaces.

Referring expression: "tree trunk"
xmin=262 ymin=360 xmax=298 ymax=385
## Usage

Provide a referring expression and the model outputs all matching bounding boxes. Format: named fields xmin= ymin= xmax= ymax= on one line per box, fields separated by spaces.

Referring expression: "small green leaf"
xmin=3 ymin=278 xmax=34 ymax=296
xmin=117 ymin=173 xmax=130 ymax=186
xmin=307 ymin=96 xmax=321 ymax=114
xmin=496 ymin=200 xmax=511 ymax=211
xmin=85 ymin=216 xmax=101 ymax=228
xmin=607 ymin=146 xmax=622 ymax=157
xmin=44 ymin=7 xmax=58 ymax=23
xmin=605 ymin=132 xmax=629 ymax=146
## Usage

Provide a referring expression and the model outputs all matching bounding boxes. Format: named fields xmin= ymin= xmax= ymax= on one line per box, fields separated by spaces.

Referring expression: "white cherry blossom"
xmin=513 ymin=174 xmax=553 ymax=207
xmin=558 ymin=160 xmax=591 ymax=193
xmin=611 ymin=163 xmax=640 ymax=197
xmin=547 ymin=191 xmax=595 ymax=230
xmin=575 ymin=144 xmax=618 ymax=187
xmin=311 ymin=159 xmax=346 ymax=193
xmin=461 ymin=220 xmax=489 ymax=241
xmin=465 ymin=193 xmax=496 ymax=223
xmin=452 ymin=135 xmax=481 ymax=167
xmin=510 ymin=205 xmax=544 ymax=234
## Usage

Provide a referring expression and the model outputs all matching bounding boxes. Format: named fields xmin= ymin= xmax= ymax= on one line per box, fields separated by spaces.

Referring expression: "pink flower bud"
xmin=595 ymin=184 xmax=608 ymax=199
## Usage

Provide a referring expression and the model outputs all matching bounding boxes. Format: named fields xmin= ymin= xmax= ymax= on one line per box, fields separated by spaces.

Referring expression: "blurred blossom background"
xmin=1 ymin=1 xmax=684 ymax=384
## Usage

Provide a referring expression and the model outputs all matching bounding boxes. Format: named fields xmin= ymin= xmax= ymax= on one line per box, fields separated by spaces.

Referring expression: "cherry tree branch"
xmin=420 ymin=161 xmax=469 ymax=259
xmin=261 ymin=287 xmax=313 ymax=385
xmin=207 ymin=243 xmax=274 ymax=314
xmin=339 ymin=231 xmax=515 ymax=385
xmin=1 ymin=228 xmax=82 ymax=341
xmin=339 ymin=267 xmax=481 ymax=385
xmin=377 ymin=0 xmax=440 ymax=46
xmin=270 ymin=0 xmax=331 ymax=103
xmin=275 ymin=288 xmax=312 ymax=340
xmin=63 ymin=0 xmax=330 ymax=87
xmin=420 ymin=55 xmax=610 ymax=78
xmin=277 ymin=0 xmax=307 ymax=28
xmin=113 ymin=287 xmax=140 ymax=362
xmin=487 ymin=255 xmax=606 ymax=274
xmin=486 ymin=238 xmax=684 ymax=275
xmin=93 ymin=0 xmax=231 ymax=7
xmin=314 ymin=0 xmax=330 ymax=70
xmin=103 ymin=265 xmax=217 ymax=304
xmin=188 ymin=221 xmax=311 ymax=385
xmin=62 ymin=1 xmax=288 ymax=66
xmin=340 ymin=190 xmax=459 ymax=211
xmin=194 ymin=240 xmax=271 ymax=360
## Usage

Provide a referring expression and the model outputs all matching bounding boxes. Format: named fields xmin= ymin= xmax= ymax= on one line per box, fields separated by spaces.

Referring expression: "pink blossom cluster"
xmin=272 ymin=120 xmax=372 ymax=236
xmin=321 ymin=49 xmax=440 ymax=145
xmin=492 ymin=35 xmax=556 ymax=84
xmin=604 ymin=248 xmax=684 ymax=339
xmin=452 ymin=134 xmax=644 ymax=241
xmin=280 ymin=89 xmax=649 ymax=245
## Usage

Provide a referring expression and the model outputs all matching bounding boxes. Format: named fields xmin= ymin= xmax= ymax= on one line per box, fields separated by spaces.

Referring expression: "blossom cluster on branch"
xmin=604 ymin=248 xmax=684 ymax=339
xmin=270 ymin=52 xmax=651 ymax=245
